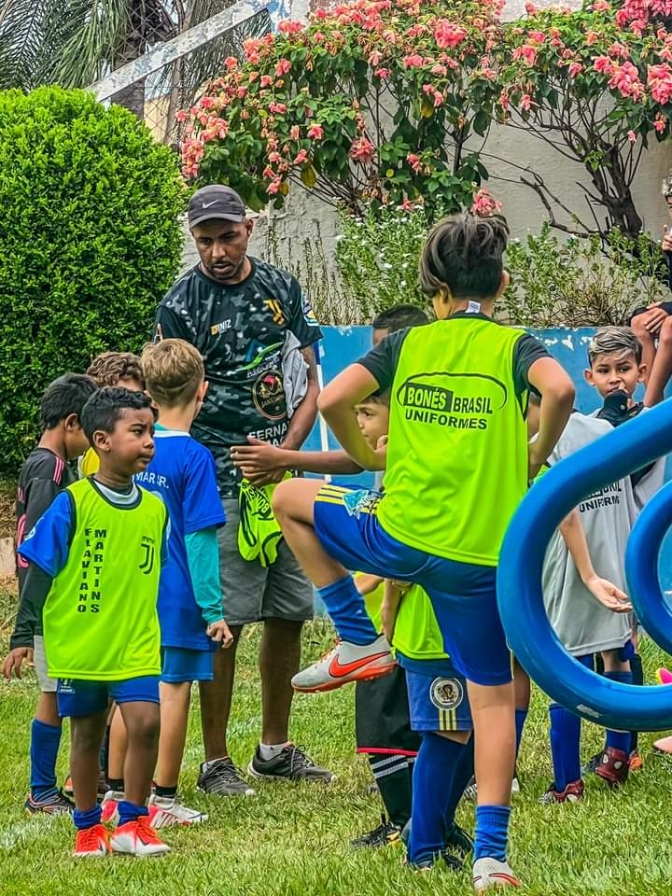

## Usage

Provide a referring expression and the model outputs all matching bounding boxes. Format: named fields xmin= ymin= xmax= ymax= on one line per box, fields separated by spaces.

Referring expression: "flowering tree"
xmin=181 ymin=0 xmax=672 ymax=239
xmin=498 ymin=0 xmax=672 ymax=239
xmin=180 ymin=0 xmax=505 ymax=215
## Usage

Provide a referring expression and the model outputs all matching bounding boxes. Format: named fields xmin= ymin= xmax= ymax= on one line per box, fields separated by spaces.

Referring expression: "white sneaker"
xmin=100 ymin=789 xmax=124 ymax=824
xmin=148 ymin=794 xmax=208 ymax=827
xmin=473 ymin=857 xmax=520 ymax=890
xmin=291 ymin=634 xmax=396 ymax=693
xmin=111 ymin=816 xmax=170 ymax=857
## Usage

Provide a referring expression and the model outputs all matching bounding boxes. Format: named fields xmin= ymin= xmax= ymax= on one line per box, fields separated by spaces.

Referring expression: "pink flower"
xmin=434 ymin=20 xmax=468 ymax=49
xmin=374 ymin=67 xmax=391 ymax=79
xmin=592 ymin=0 xmax=610 ymax=8
xmin=403 ymin=53 xmax=424 ymax=68
xmin=431 ymin=64 xmax=448 ymax=76
xmin=655 ymin=112 xmax=667 ymax=133
xmin=586 ymin=30 xmax=599 ymax=45
xmin=268 ymin=151 xmax=282 ymax=163
xmin=648 ymin=62 xmax=672 ymax=104
xmin=527 ymin=30 xmax=546 ymax=43
xmin=263 ymin=165 xmax=275 ymax=180
xmin=269 ymin=101 xmax=287 ymax=114
xmin=627 ymin=129 xmax=637 ymax=142
xmin=275 ymin=58 xmax=292 ymax=76
xmin=237 ymin=86 xmax=248 ymax=99
xmin=307 ymin=124 xmax=324 ymax=140
xmin=499 ymin=89 xmax=510 ymax=111
xmin=267 ymin=180 xmax=281 ymax=195
xmin=609 ymin=61 xmax=644 ymax=99
xmin=512 ymin=45 xmax=538 ymax=66
xmin=260 ymin=76 xmax=273 ymax=88
xmin=520 ymin=93 xmax=532 ymax=111
xmin=350 ymin=137 xmax=375 ymax=163
xmin=593 ymin=55 xmax=614 ymax=74
xmin=407 ymin=152 xmax=422 ymax=172
xmin=433 ymin=90 xmax=445 ymax=107
xmin=472 ymin=189 xmax=503 ymax=217
xmin=368 ymin=50 xmax=383 ymax=66
xmin=294 ymin=149 xmax=308 ymax=164
xmin=175 ymin=109 xmax=187 ymax=123
xmin=609 ymin=42 xmax=630 ymax=59
xmin=278 ymin=19 xmax=303 ymax=33
xmin=568 ymin=62 xmax=583 ymax=78
xmin=290 ymin=125 xmax=300 ymax=140
xmin=224 ymin=57 xmax=238 ymax=70
xmin=525 ymin=1 xmax=539 ymax=12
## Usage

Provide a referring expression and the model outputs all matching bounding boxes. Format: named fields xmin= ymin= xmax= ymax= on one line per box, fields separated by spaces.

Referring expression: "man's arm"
xmin=154 ymin=305 xmax=190 ymax=342
xmin=280 ymin=346 xmax=320 ymax=451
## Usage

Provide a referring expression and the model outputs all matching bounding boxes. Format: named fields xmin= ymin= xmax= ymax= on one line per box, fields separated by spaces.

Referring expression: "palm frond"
xmin=0 ymin=0 xmax=50 ymax=89
xmin=50 ymin=0 xmax=131 ymax=87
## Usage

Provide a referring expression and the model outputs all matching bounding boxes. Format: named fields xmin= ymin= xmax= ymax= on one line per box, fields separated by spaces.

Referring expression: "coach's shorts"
xmin=33 ymin=635 xmax=57 ymax=693
xmin=405 ymin=665 xmax=473 ymax=733
xmin=219 ymin=497 xmax=314 ymax=626
xmin=355 ymin=665 xmax=421 ymax=755
xmin=313 ymin=485 xmax=511 ymax=686
xmin=161 ymin=647 xmax=214 ymax=683
xmin=56 ymin=676 xmax=160 ymax=718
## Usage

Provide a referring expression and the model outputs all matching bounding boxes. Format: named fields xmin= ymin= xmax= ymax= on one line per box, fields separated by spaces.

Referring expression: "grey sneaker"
xmin=248 ymin=744 xmax=336 ymax=783
xmin=197 ymin=758 xmax=255 ymax=797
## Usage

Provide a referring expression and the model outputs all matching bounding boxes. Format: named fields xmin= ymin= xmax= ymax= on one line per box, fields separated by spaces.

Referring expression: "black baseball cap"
xmin=187 ymin=185 xmax=246 ymax=229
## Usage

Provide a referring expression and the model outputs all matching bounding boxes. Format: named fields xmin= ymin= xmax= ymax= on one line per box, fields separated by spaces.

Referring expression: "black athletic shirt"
xmin=12 ymin=448 xmax=75 ymax=646
xmin=155 ymin=259 xmax=322 ymax=496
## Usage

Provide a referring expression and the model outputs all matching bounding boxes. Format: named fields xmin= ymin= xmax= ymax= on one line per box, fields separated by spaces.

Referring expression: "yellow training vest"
xmin=376 ymin=317 xmax=529 ymax=566
xmin=42 ymin=479 xmax=167 ymax=680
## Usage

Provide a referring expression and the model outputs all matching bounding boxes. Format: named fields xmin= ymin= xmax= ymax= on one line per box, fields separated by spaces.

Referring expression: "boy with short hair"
xmin=540 ymin=326 xmax=664 ymax=802
xmin=5 ymin=388 xmax=170 ymax=858
xmin=135 ymin=339 xmax=232 ymax=825
xmin=3 ymin=373 xmax=97 ymax=814
xmin=80 ymin=351 xmax=145 ymax=478
xmin=271 ymin=212 xmax=576 ymax=890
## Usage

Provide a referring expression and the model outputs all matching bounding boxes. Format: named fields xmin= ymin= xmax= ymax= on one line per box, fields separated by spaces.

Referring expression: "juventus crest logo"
xmin=139 ymin=536 xmax=156 ymax=575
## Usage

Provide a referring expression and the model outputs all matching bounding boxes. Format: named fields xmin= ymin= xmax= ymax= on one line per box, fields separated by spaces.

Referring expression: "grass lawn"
xmin=2 ymin=579 xmax=672 ymax=896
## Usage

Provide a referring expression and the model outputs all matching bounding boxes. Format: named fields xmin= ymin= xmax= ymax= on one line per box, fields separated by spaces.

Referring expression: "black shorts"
xmin=355 ymin=665 xmax=421 ymax=756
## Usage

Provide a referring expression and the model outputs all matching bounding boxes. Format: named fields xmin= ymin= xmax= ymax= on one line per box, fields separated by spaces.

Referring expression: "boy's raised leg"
xmin=273 ymin=480 xmax=394 ymax=691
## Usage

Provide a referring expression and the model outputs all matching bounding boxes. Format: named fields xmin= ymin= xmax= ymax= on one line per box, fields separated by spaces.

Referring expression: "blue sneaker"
xmin=25 ymin=790 xmax=74 ymax=816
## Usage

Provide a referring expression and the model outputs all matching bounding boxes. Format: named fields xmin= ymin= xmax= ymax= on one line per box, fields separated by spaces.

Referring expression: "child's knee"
xmin=126 ymin=707 xmax=160 ymax=749
xmin=71 ymin=717 xmax=105 ymax=754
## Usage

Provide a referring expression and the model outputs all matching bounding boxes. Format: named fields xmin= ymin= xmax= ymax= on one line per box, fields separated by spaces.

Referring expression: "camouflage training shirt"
xmin=154 ymin=259 xmax=322 ymax=497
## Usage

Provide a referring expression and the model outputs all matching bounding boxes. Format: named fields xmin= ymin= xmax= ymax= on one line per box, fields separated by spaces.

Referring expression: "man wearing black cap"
xmin=155 ymin=185 xmax=333 ymax=795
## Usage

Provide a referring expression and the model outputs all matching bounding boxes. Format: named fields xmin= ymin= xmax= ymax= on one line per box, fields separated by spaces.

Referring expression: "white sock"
xmin=259 ymin=742 xmax=289 ymax=761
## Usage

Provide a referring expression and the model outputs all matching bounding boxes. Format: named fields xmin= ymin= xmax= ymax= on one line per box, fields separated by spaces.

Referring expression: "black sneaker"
xmin=582 ymin=750 xmax=602 ymax=776
xmin=197 ymin=758 xmax=255 ymax=796
xmin=351 ymin=815 xmax=402 ymax=849
xmin=444 ymin=823 xmax=474 ymax=863
xmin=248 ymin=744 xmax=336 ymax=783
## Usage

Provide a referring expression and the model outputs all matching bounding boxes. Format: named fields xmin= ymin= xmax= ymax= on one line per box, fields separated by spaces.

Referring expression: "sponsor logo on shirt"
xmin=578 ymin=482 xmax=622 ymax=512
xmin=252 ymin=369 xmax=285 ymax=420
xmin=396 ymin=373 xmax=507 ymax=431
xmin=210 ymin=319 xmax=232 ymax=336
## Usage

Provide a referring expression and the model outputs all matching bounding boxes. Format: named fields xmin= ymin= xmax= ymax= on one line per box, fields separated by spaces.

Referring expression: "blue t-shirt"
xmin=135 ymin=427 xmax=225 ymax=650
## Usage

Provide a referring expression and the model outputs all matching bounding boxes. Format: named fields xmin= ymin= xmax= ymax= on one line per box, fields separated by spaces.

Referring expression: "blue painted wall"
xmin=303 ymin=326 xmax=672 ymax=606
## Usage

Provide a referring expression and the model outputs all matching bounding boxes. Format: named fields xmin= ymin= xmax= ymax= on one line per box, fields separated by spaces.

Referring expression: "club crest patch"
xmin=430 ymin=677 xmax=464 ymax=711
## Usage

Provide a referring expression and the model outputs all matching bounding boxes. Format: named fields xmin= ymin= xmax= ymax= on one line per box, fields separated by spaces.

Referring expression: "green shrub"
xmin=0 ymin=86 xmax=184 ymax=475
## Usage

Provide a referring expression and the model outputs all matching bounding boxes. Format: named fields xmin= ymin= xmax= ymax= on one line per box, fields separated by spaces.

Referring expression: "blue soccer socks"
xmin=317 ymin=576 xmax=379 ymax=646
xmin=30 ymin=719 xmax=62 ymax=801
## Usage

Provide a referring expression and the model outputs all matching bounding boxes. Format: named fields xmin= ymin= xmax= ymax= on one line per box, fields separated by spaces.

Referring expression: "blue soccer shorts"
xmin=313 ymin=485 xmax=512 ymax=686
xmin=403 ymin=663 xmax=473 ymax=733
xmin=56 ymin=676 xmax=160 ymax=718
xmin=161 ymin=647 xmax=214 ymax=683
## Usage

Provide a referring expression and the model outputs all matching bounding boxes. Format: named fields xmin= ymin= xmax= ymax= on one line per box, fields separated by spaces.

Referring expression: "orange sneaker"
xmin=73 ymin=824 xmax=111 ymax=858
xmin=111 ymin=816 xmax=170 ymax=857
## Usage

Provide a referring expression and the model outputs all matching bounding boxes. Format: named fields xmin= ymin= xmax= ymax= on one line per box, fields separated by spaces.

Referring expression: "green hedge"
xmin=0 ymin=86 xmax=184 ymax=475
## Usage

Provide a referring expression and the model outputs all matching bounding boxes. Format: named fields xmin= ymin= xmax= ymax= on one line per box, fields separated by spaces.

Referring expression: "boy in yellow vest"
xmin=271 ymin=212 xmax=576 ymax=890
xmin=6 ymin=388 xmax=170 ymax=859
